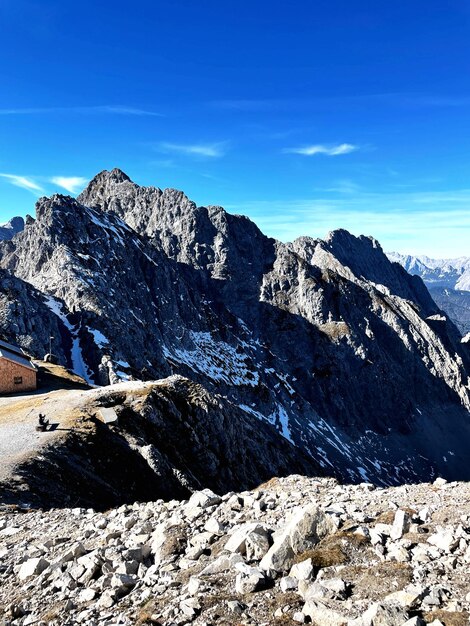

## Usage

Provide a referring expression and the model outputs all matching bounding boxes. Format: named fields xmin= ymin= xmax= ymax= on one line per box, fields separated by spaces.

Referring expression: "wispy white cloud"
xmin=0 ymin=173 xmax=43 ymax=194
xmin=211 ymin=93 xmax=470 ymax=112
xmin=317 ymin=179 xmax=362 ymax=194
xmin=149 ymin=159 xmax=176 ymax=168
xmin=0 ymin=105 xmax=162 ymax=116
xmin=50 ymin=176 xmax=88 ymax=194
xmin=95 ymin=105 xmax=162 ymax=116
xmin=284 ymin=143 xmax=358 ymax=156
xmin=157 ymin=141 xmax=228 ymax=158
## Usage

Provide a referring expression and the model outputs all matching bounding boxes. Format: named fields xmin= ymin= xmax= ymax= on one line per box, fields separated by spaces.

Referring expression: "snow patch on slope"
xmin=87 ymin=326 xmax=110 ymax=349
xmin=163 ymin=331 xmax=259 ymax=387
xmin=43 ymin=295 xmax=95 ymax=384
xmin=239 ymin=402 xmax=294 ymax=443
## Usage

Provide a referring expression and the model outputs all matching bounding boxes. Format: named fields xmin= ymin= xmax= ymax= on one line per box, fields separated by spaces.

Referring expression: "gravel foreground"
xmin=1 ymin=475 xmax=469 ymax=626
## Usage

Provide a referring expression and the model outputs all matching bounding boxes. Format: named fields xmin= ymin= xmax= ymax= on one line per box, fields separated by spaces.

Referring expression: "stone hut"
xmin=0 ymin=339 xmax=37 ymax=394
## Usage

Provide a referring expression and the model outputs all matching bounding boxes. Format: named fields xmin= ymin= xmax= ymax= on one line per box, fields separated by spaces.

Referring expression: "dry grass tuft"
xmin=294 ymin=531 xmax=369 ymax=568
xmin=135 ymin=600 xmax=161 ymax=625
xmin=257 ymin=476 xmax=281 ymax=490
xmin=339 ymin=561 xmax=413 ymax=602
xmin=422 ymin=610 xmax=470 ymax=626
xmin=375 ymin=507 xmax=417 ymax=525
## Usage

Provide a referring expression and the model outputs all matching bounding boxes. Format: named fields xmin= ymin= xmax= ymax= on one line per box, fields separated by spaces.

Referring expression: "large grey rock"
xmin=390 ymin=510 xmax=410 ymax=540
xmin=303 ymin=600 xmax=348 ymax=626
xmin=350 ymin=602 xmax=409 ymax=626
xmin=260 ymin=505 xmax=337 ymax=573
xmin=290 ymin=558 xmax=314 ymax=581
xmin=234 ymin=562 xmax=266 ymax=594
xmin=224 ymin=523 xmax=270 ymax=559
xmin=427 ymin=527 xmax=459 ymax=553
xmin=18 ymin=557 xmax=50 ymax=580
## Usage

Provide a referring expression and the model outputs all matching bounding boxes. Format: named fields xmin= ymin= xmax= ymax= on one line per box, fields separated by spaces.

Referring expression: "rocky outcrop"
xmin=1 ymin=475 xmax=469 ymax=625
xmin=0 ymin=378 xmax=321 ymax=510
xmin=0 ymin=269 xmax=70 ymax=363
xmin=0 ymin=170 xmax=470 ymax=485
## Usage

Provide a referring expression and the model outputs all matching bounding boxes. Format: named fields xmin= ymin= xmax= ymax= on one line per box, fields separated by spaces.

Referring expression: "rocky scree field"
xmin=1 ymin=476 xmax=470 ymax=626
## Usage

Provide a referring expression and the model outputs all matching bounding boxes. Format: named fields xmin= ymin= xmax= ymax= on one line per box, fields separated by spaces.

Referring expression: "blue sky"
xmin=1 ymin=0 xmax=470 ymax=257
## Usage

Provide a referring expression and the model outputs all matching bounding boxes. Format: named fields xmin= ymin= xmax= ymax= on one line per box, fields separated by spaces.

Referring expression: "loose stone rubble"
xmin=1 ymin=475 xmax=469 ymax=625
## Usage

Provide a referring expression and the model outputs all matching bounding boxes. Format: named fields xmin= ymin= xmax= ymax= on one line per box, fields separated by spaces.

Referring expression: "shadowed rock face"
xmin=1 ymin=169 xmax=470 ymax=486
xmin=0 ymin=268 xmax=70 ymax=362
xmin=427 ymin=287 xmax=470 ymax=335
xmin=0 ymin=377 xmax=321 ymax=510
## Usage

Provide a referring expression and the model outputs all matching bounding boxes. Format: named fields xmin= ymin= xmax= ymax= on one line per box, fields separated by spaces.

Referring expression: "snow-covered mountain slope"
xmin=1 ymin=169 xmax=470 ymax=488
xmin=388 ymin=251 xmax=470 ymax=291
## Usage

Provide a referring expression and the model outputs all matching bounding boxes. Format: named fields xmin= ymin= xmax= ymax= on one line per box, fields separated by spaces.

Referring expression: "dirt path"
xmin=0 ymin=388 xmax=90 ymax=481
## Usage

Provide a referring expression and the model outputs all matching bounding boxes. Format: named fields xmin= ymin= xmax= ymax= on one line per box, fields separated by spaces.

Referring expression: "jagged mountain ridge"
xmin=1 ymin=169 xmax=470 ymax=487
xmin=0 ymin=268 xmax=71 ymax=364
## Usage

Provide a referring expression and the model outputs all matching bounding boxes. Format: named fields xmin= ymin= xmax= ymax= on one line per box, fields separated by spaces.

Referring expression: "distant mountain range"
xmin=387 ymin=252 xmax=470 ymax=290
xmin=0 ymin=216 xmax=24 ymax=241
xmin=387 ymin=252 xmax=470 ymax=334
xmin=0 ymin=169 xmax=469 ymax=493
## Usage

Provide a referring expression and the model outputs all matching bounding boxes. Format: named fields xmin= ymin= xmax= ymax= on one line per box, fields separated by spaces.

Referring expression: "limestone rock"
xmin=18 ymin=557 xmax=50 ymax=580
xmin=0 ymin=476 xmax=469 ymax=626
xmin=390 ymin=510 xmax=410 ymax=540
xmin=260 ymin=505 xmax=337 ymax=573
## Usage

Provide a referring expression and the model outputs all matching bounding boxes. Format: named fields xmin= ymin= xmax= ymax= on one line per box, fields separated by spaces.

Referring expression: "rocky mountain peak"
xmin=33 ymin=194 xmax=87 ymax=229
xmin=3 ymin=215 xmax=24 ymax=231
xmin=77 ymin=169 xmax=137 ymax=208
xmin=77 ymin=169 xmax=200 ymax=243
xmin=86 ymin=167 xmax=132 ymax=188
xmin=291 ymin=228 xmax=438 ymax=310
xmin=108 ymin=167 xmax=132 ymax=182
